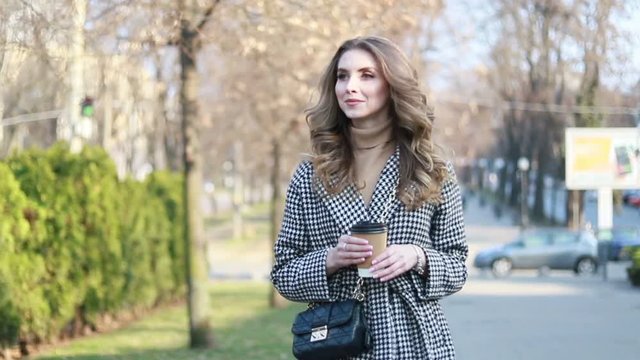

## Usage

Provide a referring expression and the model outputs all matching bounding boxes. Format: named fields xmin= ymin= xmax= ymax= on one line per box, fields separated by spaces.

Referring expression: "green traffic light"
xmin=81 ymin=96 xmax=94 ymax=117
xmin=82 ymin=104 xmax=94 ymax=117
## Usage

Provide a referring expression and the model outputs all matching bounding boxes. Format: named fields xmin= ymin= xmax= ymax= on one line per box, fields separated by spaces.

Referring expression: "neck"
xmin=350 ymin=120 xmax=393 ymax=151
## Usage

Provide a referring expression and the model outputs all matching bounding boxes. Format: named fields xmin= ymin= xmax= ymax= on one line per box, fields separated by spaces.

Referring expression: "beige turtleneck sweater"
xmin=350 ymin=120 xmax=395 ymax=206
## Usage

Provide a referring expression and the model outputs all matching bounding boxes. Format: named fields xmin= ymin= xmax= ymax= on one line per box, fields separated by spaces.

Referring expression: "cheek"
xmin=374 ymin=83 xmax=389 ymax=102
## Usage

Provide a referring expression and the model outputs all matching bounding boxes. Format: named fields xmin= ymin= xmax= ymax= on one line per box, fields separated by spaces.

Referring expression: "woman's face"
xmin=335 ymin=48 xmax=390 ymax=126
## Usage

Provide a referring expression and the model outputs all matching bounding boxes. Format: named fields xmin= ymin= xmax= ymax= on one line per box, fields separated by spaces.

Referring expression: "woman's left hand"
xmin=369 ymin=244 xmax=418 ymax=282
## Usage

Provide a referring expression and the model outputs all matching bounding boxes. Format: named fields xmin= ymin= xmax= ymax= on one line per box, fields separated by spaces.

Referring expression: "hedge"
xmin=627 ymin=247 xmax=640 ymax=287
xmin=0 ymin=143 xmax=185 ymax=353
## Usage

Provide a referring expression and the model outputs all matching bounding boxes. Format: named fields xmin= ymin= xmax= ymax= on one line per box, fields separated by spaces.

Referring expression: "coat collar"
xmin=315 ymin=146 xmax=400 ymax=234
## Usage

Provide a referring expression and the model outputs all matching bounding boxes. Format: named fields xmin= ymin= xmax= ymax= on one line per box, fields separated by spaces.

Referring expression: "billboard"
xmin=565 ymin=127 xmax=640 ymax=190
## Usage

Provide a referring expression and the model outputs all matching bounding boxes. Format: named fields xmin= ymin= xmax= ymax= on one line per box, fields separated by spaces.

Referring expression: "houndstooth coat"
xmin=271 ymin=148 xmax=468 ymax=360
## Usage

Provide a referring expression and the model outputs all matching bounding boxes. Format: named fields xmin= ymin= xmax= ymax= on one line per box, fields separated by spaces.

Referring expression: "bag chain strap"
xmin=379 ymin=176 xmax=400 ymax=224
xmin=352 ymin=277 xmax=365 ymax=302
xmin=307 ymin=277 xmax=365 ymax=309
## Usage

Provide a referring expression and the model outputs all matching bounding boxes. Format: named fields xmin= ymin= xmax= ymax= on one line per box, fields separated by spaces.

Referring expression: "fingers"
xmin=329 ymin=239 xmax=420 ymax=281
xmin=370 ymin=245 xmax=417 ymax=282
xmin=334 ymin=235 xmax=373 ymax=266
xmin=338 ymin=235 xmax=373 ymax=255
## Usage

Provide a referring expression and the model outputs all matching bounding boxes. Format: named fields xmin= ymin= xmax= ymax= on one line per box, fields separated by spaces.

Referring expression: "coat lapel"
xmin=315 ymin=146 xmax=401 ymax=233
xmin=315 ymin=178 xmax=368 ymax=235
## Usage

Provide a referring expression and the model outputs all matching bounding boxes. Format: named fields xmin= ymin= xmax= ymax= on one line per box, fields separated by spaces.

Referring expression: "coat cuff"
xmin=277 ymin=248 xmax=332 ymax=303
xmin=419 ymin=247 xmax=449 ymax=300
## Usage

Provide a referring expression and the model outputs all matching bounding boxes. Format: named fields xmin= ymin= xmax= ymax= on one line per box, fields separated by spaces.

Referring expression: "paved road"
xmin=444 ymin=273 xmax=639 ymax=360
xmin=445 ymin=194 xmax=640 ymax=360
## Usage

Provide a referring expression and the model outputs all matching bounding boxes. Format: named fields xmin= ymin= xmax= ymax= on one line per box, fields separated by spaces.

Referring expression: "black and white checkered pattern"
xmin=271 ymin=148 xmax=468 ymax=360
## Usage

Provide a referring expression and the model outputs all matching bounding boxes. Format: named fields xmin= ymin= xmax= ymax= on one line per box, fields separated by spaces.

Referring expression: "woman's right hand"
xmin=326 ymin=235 xmax=373 ymax=275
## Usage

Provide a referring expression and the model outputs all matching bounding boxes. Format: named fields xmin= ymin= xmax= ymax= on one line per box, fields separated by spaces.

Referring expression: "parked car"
xmin=622 ymin=190 xmax=640 ymax=208
xmin=597 ymin=227 xmax=640 ymax=261
xmin=474 ymin=228 xmax=598 ymax=277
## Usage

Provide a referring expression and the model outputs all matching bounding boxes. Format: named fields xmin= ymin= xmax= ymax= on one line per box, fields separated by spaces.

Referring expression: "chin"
xmin=343 ymin=111 xmax=366 ymax=120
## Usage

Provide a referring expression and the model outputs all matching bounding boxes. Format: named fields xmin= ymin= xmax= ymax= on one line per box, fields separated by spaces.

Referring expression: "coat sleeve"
xmin=269 ymin=166 xmax=332 ymax=303
xmin=417 ymin=164 xmax=468 ymax=301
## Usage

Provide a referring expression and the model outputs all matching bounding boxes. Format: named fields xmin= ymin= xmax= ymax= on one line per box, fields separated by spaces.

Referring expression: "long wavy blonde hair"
xmin=306 ymin=36 xmax=449 ymax=210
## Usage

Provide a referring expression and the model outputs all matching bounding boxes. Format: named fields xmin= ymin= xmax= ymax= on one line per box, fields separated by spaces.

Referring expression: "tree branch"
xmin=196 ymin=0 xmax=221 ymax=32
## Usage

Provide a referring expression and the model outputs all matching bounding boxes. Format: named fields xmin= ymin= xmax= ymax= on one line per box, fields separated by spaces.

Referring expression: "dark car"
xmin=622 ymin=190 xmax=640 ymax=208
xmin=474 ymin=228 xmax=598 ymax=277
xmin=597 ymin=227 xmax=640 ymax=261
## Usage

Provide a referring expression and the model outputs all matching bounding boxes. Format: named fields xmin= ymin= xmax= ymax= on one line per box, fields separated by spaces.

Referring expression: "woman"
xmin=270 ymin=36 xmax=467 ymax=360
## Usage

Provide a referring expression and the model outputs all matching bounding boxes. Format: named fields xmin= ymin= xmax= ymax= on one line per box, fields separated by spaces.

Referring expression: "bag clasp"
xmin=310 ymin=325 xmax=328 ymax=342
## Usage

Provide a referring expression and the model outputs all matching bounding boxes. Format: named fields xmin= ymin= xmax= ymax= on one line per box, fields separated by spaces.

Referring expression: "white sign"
xmin=565 ymin=127 xmax=640 ymax=190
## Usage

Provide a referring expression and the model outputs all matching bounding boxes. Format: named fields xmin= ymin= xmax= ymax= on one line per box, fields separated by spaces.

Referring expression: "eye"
xmin=336 ymin=73 xmax=348 ymax=80
xmin=362 ymin=72 xmax=374 ymax=79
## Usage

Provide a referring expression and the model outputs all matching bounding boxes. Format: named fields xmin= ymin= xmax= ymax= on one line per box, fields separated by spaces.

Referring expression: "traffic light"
xmin=80 ymin=96 xmax=94 ymax=117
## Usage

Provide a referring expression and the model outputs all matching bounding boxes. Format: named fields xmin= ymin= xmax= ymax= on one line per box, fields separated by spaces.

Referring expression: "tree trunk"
xmin=508 ymin=159 xmax=520 ymax=207
xmin=497 ymin=163 xmax=508 ymax=202
xmin=269 ymin=139 xmax=288 ymax=308
xmin=533 ymin=133 xmax=550 ymax=221
xmin=532 ymin=162 xmax=545 ymax=221
xmin=2 ymin=348 xmax=13 ymax=360
xmin=180 ymin=0 xmax=214 ymax=348
xmin=152 ymin=59 xmax=168 ymax=171
xmin=0 ymin=100 xmax=5 ymax=154
xmin=7 ymin=125 xmax=26 ymax=153
xmin=67 ymin=0 xmax=87 ymax=153
xmin=232 ymin=140 xmax=243 ymax=240
xmin=102 ymin=87 xmax=112 ymax=151
xmin=566 ymin=190 xmax=584 ymax=230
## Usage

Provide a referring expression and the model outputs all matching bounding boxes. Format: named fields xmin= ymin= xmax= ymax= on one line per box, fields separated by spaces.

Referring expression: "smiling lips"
xmin=345 ymin=99 xmax=364 ymax=105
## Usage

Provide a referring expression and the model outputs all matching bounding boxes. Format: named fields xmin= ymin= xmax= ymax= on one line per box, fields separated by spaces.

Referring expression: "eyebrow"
xmin=336 ymin=66 xmax=377 ymax=73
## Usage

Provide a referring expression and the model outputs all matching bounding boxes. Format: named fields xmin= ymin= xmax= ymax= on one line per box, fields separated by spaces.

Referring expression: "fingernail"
xmin=372 ymin=260 xmax=377 ymax=265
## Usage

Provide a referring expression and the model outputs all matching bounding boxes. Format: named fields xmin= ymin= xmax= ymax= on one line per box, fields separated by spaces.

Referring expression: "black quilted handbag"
xmin=291 ymin=278 xmax=370 ymax=360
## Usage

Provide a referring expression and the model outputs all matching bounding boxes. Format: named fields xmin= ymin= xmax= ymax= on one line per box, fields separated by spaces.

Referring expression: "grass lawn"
xmin=35 ymin=282 xmax=304 ymax=360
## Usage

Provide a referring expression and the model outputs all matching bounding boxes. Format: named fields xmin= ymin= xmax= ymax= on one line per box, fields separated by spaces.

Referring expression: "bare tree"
xmin=485 ymin=0 xmax=631 ymax=226
xmin=179 ymin=0 xmax=219 ymax=349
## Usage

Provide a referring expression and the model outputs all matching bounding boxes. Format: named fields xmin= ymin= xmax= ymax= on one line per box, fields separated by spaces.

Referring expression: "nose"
xmin=345 ymin=76 xmax=358 ymax=93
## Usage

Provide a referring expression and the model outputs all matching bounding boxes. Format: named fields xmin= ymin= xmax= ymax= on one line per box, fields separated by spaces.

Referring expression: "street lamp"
xmin=493 ymin=158 xmax=505 ymax=198
xmin=518 ymin=157 xmax=530 ymax=228
xmin=478 ymin=158 xmax=488 ymax=190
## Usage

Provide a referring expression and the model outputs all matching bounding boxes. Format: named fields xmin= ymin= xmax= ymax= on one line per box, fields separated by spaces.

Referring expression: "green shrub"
xmin=0 ymin=164 xmax=24 ymax=349
xmin=0 ymin=162 xmax=50 ymax=343
xmin=147 ymin=172 xmax=186 ymax=297
xmin=7 ymin=145 xmax=84 ymax=336
xmin=66 ymin=146 xmax=124 ymax=322
xmin=626 ymin=247 xmax=640 ymax=287
xmin=0 ymin=280 xmax=20 ymax=350
xmin=119 ymin=179 xmax=160 ymax=308
xmin=1 ymin=143 xmax=185 ymax=346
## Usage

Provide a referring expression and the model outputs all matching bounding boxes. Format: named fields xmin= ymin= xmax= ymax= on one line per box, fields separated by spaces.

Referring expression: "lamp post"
xmin=478 ymin=158 xmax=488 ymax=191
xmin=518 ymin=157 xmax=530 ymax=228
xmin=494 ymin=158 xmax=505 ymax=199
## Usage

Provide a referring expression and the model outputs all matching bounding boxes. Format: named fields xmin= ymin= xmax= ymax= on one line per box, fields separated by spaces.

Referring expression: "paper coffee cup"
xmin=350 ymin=221 xmax=388 ymax=277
